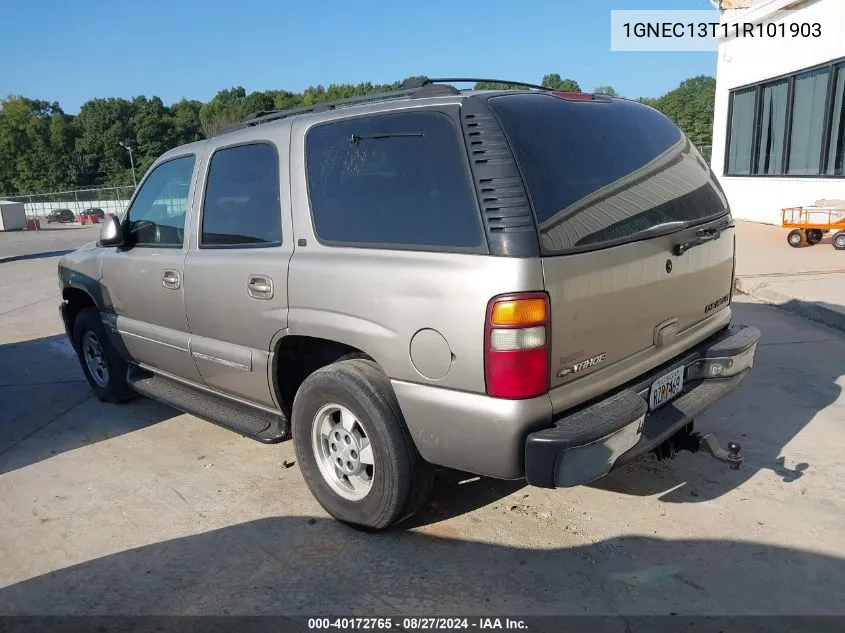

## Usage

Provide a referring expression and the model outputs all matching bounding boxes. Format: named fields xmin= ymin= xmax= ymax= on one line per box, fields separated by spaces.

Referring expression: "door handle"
xmin=247 ymin=275 xmax=273 ymax=299
xmin=162 ymin=270 xmax=181 ymax=289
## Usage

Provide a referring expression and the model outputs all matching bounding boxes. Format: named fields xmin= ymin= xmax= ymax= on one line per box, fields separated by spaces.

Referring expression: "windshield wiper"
xmin=673 ymin=219 xmax=734 ymax=256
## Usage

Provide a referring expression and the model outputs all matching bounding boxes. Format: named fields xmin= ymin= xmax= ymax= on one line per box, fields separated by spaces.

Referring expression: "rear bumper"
xmin=524 ymin=323 xmax=760 ymax=488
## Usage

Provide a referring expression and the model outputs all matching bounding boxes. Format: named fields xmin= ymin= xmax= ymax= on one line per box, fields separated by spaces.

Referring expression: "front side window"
xmin=201 ymin=143 xmax=282 ymax=247
xmin=305 ymin=110 xmax=483 ymax=250
xmin=788 ymin=68 xmax=830 ymax=175
xmin=126 ymin=155 xmax=195 ymax=247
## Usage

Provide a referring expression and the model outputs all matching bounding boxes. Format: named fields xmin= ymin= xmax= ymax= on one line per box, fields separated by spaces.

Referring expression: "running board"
xmin=127 ymin=367 xmax=288 ymax=443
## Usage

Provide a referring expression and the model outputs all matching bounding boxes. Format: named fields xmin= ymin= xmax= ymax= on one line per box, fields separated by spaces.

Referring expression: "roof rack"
xmin=218 ymin=77 xmax=551 ymax=136
xmin=217 ymin=87 xmax=420 ymax=135
xmin=410 ymin=77 xmax=549 ymax=91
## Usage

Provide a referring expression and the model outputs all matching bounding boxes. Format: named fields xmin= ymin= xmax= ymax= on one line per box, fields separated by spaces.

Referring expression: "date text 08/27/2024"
xmin=307 ymin=617 xmax=528 ymax=630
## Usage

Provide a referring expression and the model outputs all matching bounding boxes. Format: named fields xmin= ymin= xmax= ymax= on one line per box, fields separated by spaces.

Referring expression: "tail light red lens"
xmin=484 ymin=292 xmax=550 ymax=399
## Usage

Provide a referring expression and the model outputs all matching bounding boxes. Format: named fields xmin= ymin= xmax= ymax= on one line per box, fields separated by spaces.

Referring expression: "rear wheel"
xmin=73 ymin=307 xmax=134 ymax=403
xmin=787 ymin=229 xmax=806 ymax=248
xmin=292 ymin=358 xmax=434 ymax=529
xmin=833 ymin=231 xmax=845 ymax=251
xmin=806 ymin=229 xmax=823 ymax=245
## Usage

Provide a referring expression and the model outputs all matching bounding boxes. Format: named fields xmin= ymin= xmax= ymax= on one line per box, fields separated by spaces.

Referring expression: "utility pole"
xmin=119 ymin=141 xmax=137 ymax=188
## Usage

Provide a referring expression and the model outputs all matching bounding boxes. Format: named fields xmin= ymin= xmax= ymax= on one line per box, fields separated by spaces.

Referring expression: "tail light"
xmin=484 ymin=292 xmax=550 ymax=399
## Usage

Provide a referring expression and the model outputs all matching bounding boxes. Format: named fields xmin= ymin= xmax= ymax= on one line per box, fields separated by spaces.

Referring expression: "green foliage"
xmin=637 ymin=75 xmax=716 ymax=147
xmin=0 ymin=74 xmax=716 ymax=194
xmin=541 ymin=74 xmax=581 ymax=92
xmin=593 ymin=85 xmax=619 ymax=97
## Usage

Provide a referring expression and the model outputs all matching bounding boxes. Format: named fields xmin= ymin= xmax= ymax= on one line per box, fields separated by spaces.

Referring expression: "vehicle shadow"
xmin=0 ymin=250 xmax=75 ymax=265
xmin=589 ymin=301 xmax=842 ymax=503
xmin=0 ymin=334 xmax=174 ymax=476
xmin=403 ymin=468 xmax=526 ymax=528
xmin=0 ymin=516 xmax=843 ymax=616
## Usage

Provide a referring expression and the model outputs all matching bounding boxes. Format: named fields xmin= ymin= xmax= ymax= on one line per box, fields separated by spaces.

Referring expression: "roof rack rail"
xmin=218 ymin=77 xmax=551 ymax=136
xmin=218 ymin=87 xmax=420 ymax=136
xmin=409 ymin=77 xmax=549 ymax=91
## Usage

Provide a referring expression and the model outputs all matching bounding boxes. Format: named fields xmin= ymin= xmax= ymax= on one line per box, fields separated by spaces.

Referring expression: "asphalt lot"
xmin=1 ymin=226 xmax=844 ymax=615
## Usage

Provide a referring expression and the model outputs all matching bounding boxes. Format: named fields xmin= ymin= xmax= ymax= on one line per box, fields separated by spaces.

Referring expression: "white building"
xmin=710 ymin=0 xmax=845 ymax=224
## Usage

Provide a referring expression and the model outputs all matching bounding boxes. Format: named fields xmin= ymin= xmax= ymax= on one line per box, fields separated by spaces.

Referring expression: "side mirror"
xmin=99 ymin=215 xmax=123 ymax=246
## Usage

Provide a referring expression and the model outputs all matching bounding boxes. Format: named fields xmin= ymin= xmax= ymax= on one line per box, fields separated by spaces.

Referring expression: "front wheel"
xmin=292 ymin=358 xmax=433 ymax=529
xmin=73 ymin=307 xmax=134 ymax=402
xmin=833 ymin=231 xmax=845 ymax=251
xmin=787 ymin=229 xmax=806 ymax=248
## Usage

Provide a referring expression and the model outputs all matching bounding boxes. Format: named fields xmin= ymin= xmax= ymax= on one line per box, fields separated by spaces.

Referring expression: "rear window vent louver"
xmin=460 ymin=105 xmax=539 ymax=257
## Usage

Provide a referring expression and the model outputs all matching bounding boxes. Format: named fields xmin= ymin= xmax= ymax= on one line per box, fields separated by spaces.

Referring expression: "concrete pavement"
xmin=734 ymin=220 xmax=845 ymax=331
xmin=1 ymin=227 xmax=844 ymax=615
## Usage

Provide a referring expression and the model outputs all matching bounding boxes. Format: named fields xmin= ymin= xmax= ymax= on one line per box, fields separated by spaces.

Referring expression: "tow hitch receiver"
xmin=654 ymin=425 xmax=743 ymax=470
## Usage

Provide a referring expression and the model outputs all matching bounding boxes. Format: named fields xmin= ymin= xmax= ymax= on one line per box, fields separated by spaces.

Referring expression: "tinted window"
xmin=489 ymin=94 xmax=728 ymax=254
xmin=305 ymin=111 xmax=483 ymax=250
xmin=755 ymin=80 xmax=788 ymax=175
xmin=201 ymin=143 xmax=282 ymax=247
xmin=727 ymin=88 xmax=756 ymax=175
xmin=827 ymin=63 xmax=845 ymax=176
xmin=126 ymin=155 xmax=195 ymax=247
xmin=788 ymin=68 xmax=829 ymax=175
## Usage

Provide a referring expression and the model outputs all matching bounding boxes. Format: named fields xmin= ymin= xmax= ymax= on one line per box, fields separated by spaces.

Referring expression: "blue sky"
xmin=0 ymin=0 xmax=716 ymax=113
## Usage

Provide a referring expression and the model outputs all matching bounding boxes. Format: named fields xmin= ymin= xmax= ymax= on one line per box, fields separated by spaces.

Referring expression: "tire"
xmin=806 ymin=229 xmax=823 ymax=245
xmin=292 ymin=358 xmax=434 ymax=530
xmin=834 ymin=231 xmax=845 ymax=251
xmin=73 ymin=307 xmax=134 ymax=403
xmin=787 ymin=229 xmax=806 ymax=248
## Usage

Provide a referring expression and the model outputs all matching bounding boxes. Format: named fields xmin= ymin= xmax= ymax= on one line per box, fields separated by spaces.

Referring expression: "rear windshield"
xmin=488 ymin=94 xmax=729 ymax=254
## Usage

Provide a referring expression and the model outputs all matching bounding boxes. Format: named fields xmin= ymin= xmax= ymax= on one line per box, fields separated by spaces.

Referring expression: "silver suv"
xmin=58 ymin=79 xmax=760 ymax=529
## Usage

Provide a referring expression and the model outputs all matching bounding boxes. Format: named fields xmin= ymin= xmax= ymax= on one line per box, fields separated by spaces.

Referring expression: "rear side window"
xmin=305 ymin=110 xmax=484 ymax=251
xmin=489 ymin=94 xmax=729 ymax=254
xmin=201 ymin=143 xmax=282 ymax=247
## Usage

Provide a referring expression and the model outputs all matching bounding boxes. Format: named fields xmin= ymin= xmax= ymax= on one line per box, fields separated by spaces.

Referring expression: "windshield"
xmin=488 ymin=93 xmax=729 ymax=255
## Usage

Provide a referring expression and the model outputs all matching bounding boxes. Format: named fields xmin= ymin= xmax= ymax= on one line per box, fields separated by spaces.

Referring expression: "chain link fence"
xmin=0 ymin=185 xmax=135 ymax=225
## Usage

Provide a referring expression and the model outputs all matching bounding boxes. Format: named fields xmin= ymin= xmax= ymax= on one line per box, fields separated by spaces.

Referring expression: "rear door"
xmin=183 ymin=136 xmax=292 ymax=407
xmin=488 ymin=94 xmax=734 ymax=392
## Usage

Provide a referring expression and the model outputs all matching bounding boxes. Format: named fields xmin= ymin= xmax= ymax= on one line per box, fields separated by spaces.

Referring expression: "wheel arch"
xmin=269 ymin=333 xmax=380 ymax=421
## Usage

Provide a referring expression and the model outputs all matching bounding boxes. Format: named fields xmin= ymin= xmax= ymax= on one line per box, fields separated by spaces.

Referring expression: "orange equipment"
xmin=781 ymin=201 xmax=845 ymax=250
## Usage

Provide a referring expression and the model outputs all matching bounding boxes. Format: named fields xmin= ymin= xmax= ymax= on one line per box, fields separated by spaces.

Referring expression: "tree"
xmin=75 ymin=97 xmax=136 ymax=186
xmin=593 ymin=85 xmax=619 ymax=97
xmin=0 ymin=74 xmax=719 ymax=195
xmin=541 ymin=73 xmax=581 ymax=92
xmin=638 ymin=76 xmax=716 ymax=147
xmin=0 ymin=97 xmax=77 ymax=193
xmin=170 ymin=99 xmax=203 ymax=146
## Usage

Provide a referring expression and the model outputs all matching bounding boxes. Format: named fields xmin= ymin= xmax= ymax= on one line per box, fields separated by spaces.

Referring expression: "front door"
xmin=183 ymin=138 xmax=292 ymax=407
xmin=99 ymin=153 xmax=203 ymax=383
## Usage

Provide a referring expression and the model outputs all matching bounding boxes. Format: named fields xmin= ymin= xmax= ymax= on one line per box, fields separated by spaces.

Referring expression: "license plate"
xmin=649 ymin=366 xmax=685 ymax=411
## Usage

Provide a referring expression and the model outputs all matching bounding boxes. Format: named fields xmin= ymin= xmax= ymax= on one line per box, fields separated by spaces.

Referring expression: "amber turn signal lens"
xmin=490 ymin=298 xmax=547 ymax=326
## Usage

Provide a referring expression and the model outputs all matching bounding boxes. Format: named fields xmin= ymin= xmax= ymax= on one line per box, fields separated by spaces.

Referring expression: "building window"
xmin=727 ymin=88 xmax=755 ymax=175
xmin=827 ymin=63 xmax=845 ymax=177
xmin=725 ymin=58 xmax=844 ymax=178
xmin=787 ymin=68 xmax=829 ymax=175
xmin=755 ymin=80 xmax=788 ymax=175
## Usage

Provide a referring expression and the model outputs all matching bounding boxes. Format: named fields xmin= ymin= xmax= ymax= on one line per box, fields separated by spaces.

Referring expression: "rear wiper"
xmin=626 ymin=221 xmax=689 ymax=241
xmin=350 ymin=133 xmax=423 ymax=146
xmin=673 ymin=219 xmax=734 ymax=256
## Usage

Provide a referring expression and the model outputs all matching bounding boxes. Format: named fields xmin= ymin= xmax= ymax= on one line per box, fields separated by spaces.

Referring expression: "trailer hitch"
xmin=655 ymin=426 xmax=743 ymax=470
